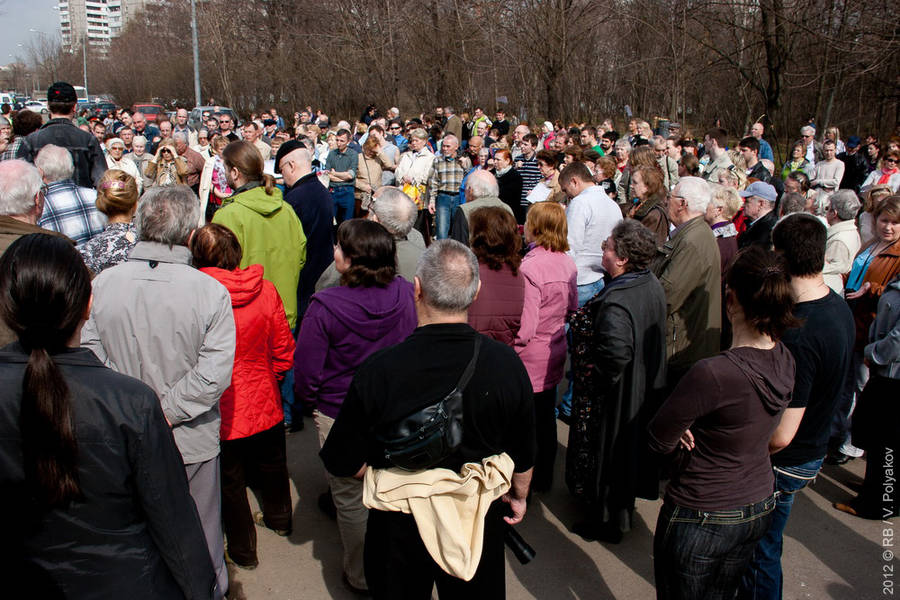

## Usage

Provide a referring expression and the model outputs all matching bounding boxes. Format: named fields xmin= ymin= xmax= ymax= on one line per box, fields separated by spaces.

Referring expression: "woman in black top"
xmin=0 ymin=234 xmax=214 ymax=599
xmin=648 ymin=246 xmax=798 ymax=600
xmin=492 ymin=149 xmax=525 ymax=224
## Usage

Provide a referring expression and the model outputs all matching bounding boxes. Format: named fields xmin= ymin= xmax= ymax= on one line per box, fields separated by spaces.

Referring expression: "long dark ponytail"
xmin=0 ymin=234 xmax=92 ymax=508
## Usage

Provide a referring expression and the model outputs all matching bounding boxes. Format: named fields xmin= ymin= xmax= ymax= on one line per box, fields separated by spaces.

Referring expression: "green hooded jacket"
xmin=213 ymin=184 xmax=307 ymax=328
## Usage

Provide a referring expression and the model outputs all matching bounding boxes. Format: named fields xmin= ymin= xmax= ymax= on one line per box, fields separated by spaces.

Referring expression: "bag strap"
xmin=454 ymin=335 xmax=482 ymax=392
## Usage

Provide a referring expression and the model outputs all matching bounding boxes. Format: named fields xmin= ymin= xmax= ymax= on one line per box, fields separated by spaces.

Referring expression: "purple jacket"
xmin=294 ymin=277 xmax=417 ymax=418
xmin=514 ymin=245 xmax=578 ymax=391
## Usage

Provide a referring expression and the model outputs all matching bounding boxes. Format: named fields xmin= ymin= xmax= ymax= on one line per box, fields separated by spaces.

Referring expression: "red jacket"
xmin=202 ymin=264 xmax=295 ymax=440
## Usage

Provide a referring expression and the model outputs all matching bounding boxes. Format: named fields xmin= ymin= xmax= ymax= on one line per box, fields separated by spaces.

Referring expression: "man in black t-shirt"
xmin=321 ymin=239 xmax=535 ymax=599
xmin=739 ymin=214 xmax=855 ymax=600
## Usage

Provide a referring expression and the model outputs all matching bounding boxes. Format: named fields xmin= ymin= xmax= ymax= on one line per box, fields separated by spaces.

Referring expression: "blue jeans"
xmin=434 ymin=192 xmax=459 ymax=240
xmin=331 ymin=186 xmax=355 ymax=224
xmin=737 ymin=457 xmax=824 ymax=600
xmin=558 ymin=278 xmax=606 ymax=418
xmin=655 ymin=495 xmax=776 ymax=600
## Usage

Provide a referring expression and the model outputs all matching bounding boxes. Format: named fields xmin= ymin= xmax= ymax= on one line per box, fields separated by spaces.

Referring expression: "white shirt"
xmin=565 ymin=185 xmax=622 ymax=285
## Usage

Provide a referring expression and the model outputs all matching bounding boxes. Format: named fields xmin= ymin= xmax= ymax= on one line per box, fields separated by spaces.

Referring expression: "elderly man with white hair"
xmin=82 ymin=184 xmax=235 ymax=598
xmin=800 ymin=125 xmax=824 ymax=165
xmin=448 ymin=169 xmax=512 ymax=245
xmin=823 ymin=189 xmax=862 ymax=295
xmin=653 ymin=176 xmax=722 ymax=388
xmin=34 ymin=144 xmax=106 ymax=244
xmin=105 ymin=137 xmax=143 ymax=193
xmin=0 ymin=160 xmax=72 ymax=345
xmin=315 ymin=185 xmax=425 ymax=291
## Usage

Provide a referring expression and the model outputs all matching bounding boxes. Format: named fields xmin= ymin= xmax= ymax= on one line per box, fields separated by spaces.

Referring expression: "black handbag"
xmin=376 ymin=337 xmax=482 ymax=471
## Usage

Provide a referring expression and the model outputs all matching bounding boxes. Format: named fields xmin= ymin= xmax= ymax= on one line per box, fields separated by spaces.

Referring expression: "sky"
xmin=0 ymin=0 xmax=61 ymax=68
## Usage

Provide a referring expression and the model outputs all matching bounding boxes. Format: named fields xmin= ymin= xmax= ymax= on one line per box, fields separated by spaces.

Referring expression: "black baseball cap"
xmin=273 ymin=140 xmax=304 ymax=174
xmin=48 ymin=81 xmax=77 ymax=103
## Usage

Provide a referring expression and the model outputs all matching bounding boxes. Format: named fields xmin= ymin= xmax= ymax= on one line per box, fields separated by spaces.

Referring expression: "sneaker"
xmin=839 ymin=440 xmax=865 ymax=458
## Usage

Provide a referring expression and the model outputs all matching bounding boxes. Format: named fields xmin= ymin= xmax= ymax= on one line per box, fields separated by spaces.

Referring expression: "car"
xmin=132 ymin=103 xmax=166 ymax=122
xmin=24 ymin=100 xmax=49 ymax=115
xmin=95 ymin=102 xmax=117 ymax=118
xmin=189 ymin=105 xmax=240 ymax=131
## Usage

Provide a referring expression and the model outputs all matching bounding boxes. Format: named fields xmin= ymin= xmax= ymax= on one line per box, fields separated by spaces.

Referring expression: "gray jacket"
xmin=81 ymin=241 xmax=236 ymax=464
xmin=866 ymin=277 xmax=900 ymax=379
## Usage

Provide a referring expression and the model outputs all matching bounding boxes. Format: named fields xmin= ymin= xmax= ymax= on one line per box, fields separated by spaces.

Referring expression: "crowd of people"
xmin=0 ymin=80 xmax=898 ymax=600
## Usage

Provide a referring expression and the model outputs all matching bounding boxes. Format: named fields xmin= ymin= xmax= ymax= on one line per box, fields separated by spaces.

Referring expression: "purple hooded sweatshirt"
xmin=294 ymin=276 xmax=417 ymax=418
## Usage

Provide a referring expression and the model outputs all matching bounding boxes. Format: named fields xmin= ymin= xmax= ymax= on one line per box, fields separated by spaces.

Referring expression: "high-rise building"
xmin=58 ymin=0 xmax=155 ymax=54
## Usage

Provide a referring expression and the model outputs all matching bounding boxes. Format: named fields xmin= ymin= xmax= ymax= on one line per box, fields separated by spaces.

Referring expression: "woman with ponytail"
xmin=212 ymin=140 xmax=308 ymax=329
xmin=647 ymin=246 xmax=800 ymax=600
xmin=0 ymin=234 xmax=215 ymax=598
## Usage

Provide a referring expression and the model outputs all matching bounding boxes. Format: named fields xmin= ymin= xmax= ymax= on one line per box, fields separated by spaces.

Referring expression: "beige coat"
xmin=824 ymin=219 xmax=862 ymax=295
xmin=363 ymin=453 xmax=514 ymax=581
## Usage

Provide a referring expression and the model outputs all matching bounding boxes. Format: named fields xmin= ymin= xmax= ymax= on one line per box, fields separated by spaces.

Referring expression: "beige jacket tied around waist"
xmin=363 ymin=452 xmax=515 ymax=581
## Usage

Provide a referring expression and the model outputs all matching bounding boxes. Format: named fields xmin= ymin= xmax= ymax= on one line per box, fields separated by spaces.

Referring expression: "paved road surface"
xmin=227 ymin=419 xmax=887 ymax=599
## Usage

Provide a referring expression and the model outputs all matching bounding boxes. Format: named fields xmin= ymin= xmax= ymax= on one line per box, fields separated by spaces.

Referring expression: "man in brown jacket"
xmin=652 ymin=176 xmax=722 ymax=389
xmin=0 ymin=159 xmax=71 ymax=344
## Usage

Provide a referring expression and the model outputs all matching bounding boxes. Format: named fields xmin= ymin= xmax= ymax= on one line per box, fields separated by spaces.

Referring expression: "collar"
xmin=233 ymin=180 xmax=262 ymax=195
xmin=0 ymin=343 xmax=106 ymax=368
xmin=128 ymin=241 xmax=192 ymax=265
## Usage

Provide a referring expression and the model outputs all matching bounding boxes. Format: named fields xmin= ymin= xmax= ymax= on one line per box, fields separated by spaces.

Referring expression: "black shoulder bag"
xmin=376 ymin=336 xmax=482 ymax=471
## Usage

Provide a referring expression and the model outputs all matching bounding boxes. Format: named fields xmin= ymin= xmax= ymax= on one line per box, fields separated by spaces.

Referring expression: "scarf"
xmin=878 ymin=167 xmax=898 ymax=186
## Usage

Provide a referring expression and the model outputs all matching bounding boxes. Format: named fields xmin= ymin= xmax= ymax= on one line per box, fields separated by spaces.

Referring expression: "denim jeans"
xmin=654 ymin=495 xmax=776 ymax=600
xmin=331 ymin=185 xmax=355 ymax=225
xmin=558 ymin=278 xmax=606 ymax=418
xmin=737 ymin=457 xmax=823 ymax=600
xmin=434 ymin=192 xmax=459 ymax=240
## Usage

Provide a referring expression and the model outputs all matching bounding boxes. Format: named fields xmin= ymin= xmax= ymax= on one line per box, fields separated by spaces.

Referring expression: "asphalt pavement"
xmin=227 ymin=419 xmax=888 ymax=599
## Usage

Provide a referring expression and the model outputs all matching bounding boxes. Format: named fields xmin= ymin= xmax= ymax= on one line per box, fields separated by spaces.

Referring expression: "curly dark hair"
xmin=469 ymin=207 xmax=522 ymax=275
xmin=609 ymin=219 xmax=658 ymax=272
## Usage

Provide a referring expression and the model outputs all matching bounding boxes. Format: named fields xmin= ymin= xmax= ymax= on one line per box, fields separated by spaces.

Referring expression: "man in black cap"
xmin=837 ymin=135 xmax=869 ymax=194
xmin=16 ymin=82 xmax=106 ymax=189
xmin=275 ymin=139 xmax=334 ymax=320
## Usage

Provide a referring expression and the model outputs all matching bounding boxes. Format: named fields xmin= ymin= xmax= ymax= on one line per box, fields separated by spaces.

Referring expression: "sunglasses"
xmin=885 ymin=158 xmax=898 ymax=164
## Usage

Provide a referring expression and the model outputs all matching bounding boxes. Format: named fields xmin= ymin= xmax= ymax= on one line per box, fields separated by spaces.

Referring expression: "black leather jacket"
xmin=16 ymin=118 xmax=107 ymax=189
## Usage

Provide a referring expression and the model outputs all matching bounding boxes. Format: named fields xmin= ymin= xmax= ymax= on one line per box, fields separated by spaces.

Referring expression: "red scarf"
xmin=879 ymin=167 xmax=899 ymax=185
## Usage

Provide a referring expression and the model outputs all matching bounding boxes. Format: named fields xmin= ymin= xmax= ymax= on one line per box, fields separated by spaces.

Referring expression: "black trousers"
xmin=220 ymin=423 xmax=292 ymax=564
xmin=364 ymin=501 xmax=507 ymax=599
xmin=532 ymin=387 xmax=557 ymax=491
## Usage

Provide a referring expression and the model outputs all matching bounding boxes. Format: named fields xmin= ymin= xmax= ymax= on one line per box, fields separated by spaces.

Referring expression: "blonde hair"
xmin=96 ymin=169 xmax=139 ymax=217
xmin=710 ymin=183 xmax=743 ymax=219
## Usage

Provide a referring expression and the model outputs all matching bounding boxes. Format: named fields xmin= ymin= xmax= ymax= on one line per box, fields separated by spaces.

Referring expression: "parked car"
xmin=189 ymin=105 xmax=240 ymax=131
xmin=132 ymin=103 xmax=166 ymax=122
xmin=24 ymin=100 xmax=49 ymax=115
xmin=95 ymin=102 xmax=117 ymax=118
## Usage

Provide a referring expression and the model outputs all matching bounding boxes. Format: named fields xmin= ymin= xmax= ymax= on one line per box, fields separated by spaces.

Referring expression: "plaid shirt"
xmin=427 ymin=154 xmax=466 ymax=204
xmin=38 ymin=180 xmax=107 ymax=245
xmin=0 ymin=138 xmax=24 ymax=162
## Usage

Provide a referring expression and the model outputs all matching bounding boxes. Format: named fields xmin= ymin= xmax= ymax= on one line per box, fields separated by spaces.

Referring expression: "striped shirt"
xmin=517 ymin=155 xmax=542 ymax=204
xmin=427 ymin=155 xmax=466 ymax=203
xmin=38 ymin=180 xmax=107 ymax=245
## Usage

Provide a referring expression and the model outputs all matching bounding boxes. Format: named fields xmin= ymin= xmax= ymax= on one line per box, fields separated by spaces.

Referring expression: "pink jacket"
xmin=514 ymin=245 xmax=578 ymax=391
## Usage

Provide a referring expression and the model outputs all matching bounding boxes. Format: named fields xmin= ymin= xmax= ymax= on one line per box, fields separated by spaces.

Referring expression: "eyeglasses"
xmin=885 ymin=158 xmax=898 ymax=164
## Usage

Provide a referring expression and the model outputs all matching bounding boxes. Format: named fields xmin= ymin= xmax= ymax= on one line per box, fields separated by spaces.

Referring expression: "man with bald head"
xmin=173 ymin=108 xmax=198 ymax=146
xmin=131 ymin=112 xmax=160 ymax=153
xmin=749 ymin=122 xmax=774 ymax=162
xmin=276 ymin=140 xmax=333 ymax=319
